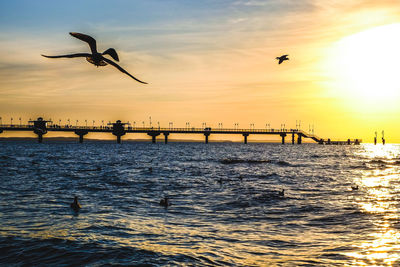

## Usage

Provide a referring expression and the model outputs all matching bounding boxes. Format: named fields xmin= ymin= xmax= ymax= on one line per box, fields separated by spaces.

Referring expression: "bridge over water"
xmin=0 ymin=117 xmax=361 ymax=145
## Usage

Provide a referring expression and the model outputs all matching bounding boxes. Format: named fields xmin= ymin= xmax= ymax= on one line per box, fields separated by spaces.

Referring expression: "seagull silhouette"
xmin=276 ymin=54 xmax=289 ymax=64
xmin=42 ymin=32 xmax=147 ymax=84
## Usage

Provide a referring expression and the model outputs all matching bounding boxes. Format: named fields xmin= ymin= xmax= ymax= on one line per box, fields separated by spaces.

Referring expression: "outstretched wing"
xmin=102 ymin=48 xmax=119 ymax=61
xmin=69 ymin=32 xmax=97 ymax=54
xmin=278 ymin=58 xmax=284 ymax=64
xmin=282 ymin=54 xmax=288 ymax=58
xmin=102 ymin=57 xmax=147 ymax=84
xmin=42 ymin=53 xmax=91 ymax=58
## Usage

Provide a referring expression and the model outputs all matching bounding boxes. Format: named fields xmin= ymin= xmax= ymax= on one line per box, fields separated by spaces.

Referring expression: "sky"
xmin=1 ymin=0 xmax=400 ymax=142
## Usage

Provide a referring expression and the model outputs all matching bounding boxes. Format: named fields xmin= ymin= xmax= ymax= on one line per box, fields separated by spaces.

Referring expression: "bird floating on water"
xmin=278 ymin=189 xmax=285 ymax=197
xmin=276 ymin=54 xmax=289 ymax=64
xmin=42 ymin=32 xmax=147 ymax=84
xmin=351 ymin=185 xmax=359 ymax=191
xmin=70 ymin=196 xmax=81 ymax=212
xmin=159 ymin=197 xmax=171 ymax=208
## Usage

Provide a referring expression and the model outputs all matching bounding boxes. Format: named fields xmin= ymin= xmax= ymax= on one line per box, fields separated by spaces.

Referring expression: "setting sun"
xmin=330 ymin=24 xmax=400 ymax=102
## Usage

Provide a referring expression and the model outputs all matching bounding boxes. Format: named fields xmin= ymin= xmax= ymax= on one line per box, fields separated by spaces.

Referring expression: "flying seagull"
xmin=276 ymin=54 xmax=289 ymax=64
xmin=42 ymin=32 xmax=147 ymax=84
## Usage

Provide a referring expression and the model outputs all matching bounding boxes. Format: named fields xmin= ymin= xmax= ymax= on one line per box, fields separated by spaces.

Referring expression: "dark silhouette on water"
xmin=42 ymin=32 xmax=147 ymax=84
xmin=276 ymin=54 xmax=289 ymax=64
xmin=278 ymin=189 xmax=285 ymax=196
xmin=159 ymin=197 xmax=171 ymax=208
xmin=70 ymin=196 xmax=81 ymax=212
xmin=351 ymin=185 xmax=359 ymax=191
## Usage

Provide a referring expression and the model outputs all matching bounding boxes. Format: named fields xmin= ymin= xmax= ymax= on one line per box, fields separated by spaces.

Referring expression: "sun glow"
xmin=328 ymin=24 xmax=400 ymax=103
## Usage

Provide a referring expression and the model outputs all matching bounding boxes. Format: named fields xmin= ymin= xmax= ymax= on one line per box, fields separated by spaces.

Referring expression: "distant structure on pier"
xmin=28 ymin=117 xmax=52 ymax=143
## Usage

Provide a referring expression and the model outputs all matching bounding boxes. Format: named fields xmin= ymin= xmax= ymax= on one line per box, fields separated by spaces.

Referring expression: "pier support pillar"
xmin=327 ymin=138 xmax=331 ymax=145
xmin=74 ymin=130 xmax=89 ymax=143
xmin=204 ymin=133 xmax=210 ymax=144
xmin=374 ymin=137 xmax=377 ymax=145
xmin=243 ymin=133 xmax=249 ymax=144
xmin=0 ymin=129 xmax=3 ymax=134
xmin=280 ymin=133 xmax=286 ymax=144
xmin=297 ymin=134 xmax=302 ymax=144
xmin=147 ymin=132 xmax=160 ymax=144
xmin=347 ymin=139 xmax=351 ymax=145
xmin=163 ymin=133 xmax=169 ymax=144
xmin=37 ymin=134 xmax=43 ymax=143
xmin=292 ymin=133 xmax=295 ymax=144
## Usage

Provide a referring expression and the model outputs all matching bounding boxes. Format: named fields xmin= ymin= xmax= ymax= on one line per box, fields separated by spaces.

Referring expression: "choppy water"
xmin=1 ymin=141 xmax=400 ymax=266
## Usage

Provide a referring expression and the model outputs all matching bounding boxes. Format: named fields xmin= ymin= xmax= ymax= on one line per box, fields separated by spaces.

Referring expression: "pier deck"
xmin=0 ymin=118 xmax=361 ymax=145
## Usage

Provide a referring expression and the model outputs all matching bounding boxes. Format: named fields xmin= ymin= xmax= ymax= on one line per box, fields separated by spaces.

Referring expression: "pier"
xmin=0 ymin=117 xmax=361 ymax=144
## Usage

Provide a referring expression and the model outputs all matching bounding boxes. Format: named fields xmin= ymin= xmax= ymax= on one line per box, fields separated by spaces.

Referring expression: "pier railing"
xmin=0 ymin=120 xmax=361 ymax=145
xmin=0 ymin=124 xmax=302 ymax=133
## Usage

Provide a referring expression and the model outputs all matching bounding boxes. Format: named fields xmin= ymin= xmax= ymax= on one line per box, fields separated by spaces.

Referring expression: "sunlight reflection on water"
xmin=346 ymin=144 xmax=400 ymax=266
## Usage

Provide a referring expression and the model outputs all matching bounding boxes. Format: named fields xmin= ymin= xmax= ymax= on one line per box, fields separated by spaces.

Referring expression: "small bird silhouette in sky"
xmin=276 ymin=54 xmax=289 ymax=64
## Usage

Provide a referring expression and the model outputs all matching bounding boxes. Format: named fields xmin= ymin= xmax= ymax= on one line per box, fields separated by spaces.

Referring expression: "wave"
xmin=220 ymin=158 xmax=292 ymax=167
xmin=276 ymin=160 xmax=291 ymax=166
xmin=0 ymin=236 xmax=192 ymax=266
xmin=108 ymin=180 xmax=130 ymax=187
xmin=255 ymin=172 xmax=280 ymax=179
xmin=349 ymin=160 xmax=392 ymax=170
xmin=0 ymin=155 xmax=12 ymax=160
xmin=365 ymin=159 xmax=400 ymax=166
xmin=253 ymin=191 xmax=286 ymax=202
xmin=310 ymin=154 xmax=347 ymax=159
xmin=369 ymin=159 xmax=387 ymax=165
xmin=79 ymin=167 xmax=102 ymax=172
xmin=348 ymin=163 xmax=370 ymax=170
xmin=220 ymin=159 xmax=271 ymax=164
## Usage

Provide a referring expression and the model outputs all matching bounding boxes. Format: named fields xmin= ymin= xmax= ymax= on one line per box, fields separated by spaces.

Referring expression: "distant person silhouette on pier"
xmin=70 ymin=196 xmax=81 ymax=212
xmin=42 ymin=32 xmax=147 ymax=84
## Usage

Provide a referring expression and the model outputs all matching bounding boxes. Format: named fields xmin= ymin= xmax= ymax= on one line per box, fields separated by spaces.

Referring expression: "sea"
xmin=0 ymin=141 xmax=399 ymax=266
